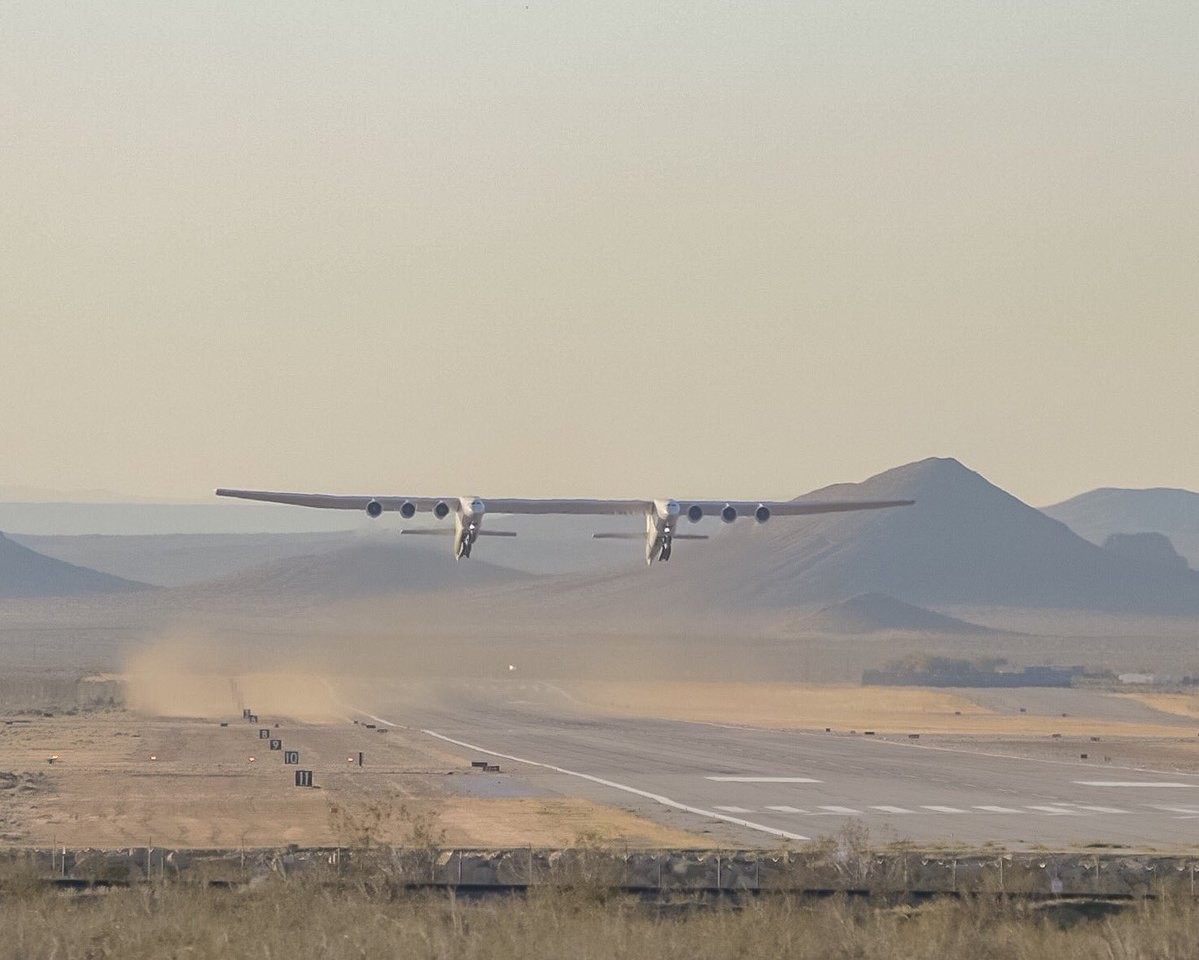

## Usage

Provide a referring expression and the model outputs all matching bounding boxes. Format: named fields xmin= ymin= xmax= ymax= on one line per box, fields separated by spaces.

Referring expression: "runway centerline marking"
xmin=420 ymin=729 xmax=809 ymax=842
xmin=1026 ymin=805 xmax=1079 ymax=815
xmin=1074 ymin=781 xmax=1196 ymax=788
xmin=975 ymin=806 xmax=1022 ymax=814
xmin=870 ymin=805 xmax=912 ymax=814
xmin=766 ymin=806 xmax=806 ymax=814
xmin=713 ymin=806 xmax=754 ymax=813
xmin=921 ymin=805 xmax=968 ymax=814
xmin=700 ymin=771 xmax=824 ymax=776
xmin=817 ymin=806 xmax=861 ymax=815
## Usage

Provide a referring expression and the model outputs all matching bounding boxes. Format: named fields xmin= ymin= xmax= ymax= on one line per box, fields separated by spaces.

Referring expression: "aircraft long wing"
xmin=214 ymin=489 xmax=911 ymax=517
xmin=677 ymin=499 xmax=914 ymax=517
xmin=214 ymin=490 xmax=651 ymax=514
xmin=479 ymin=498 xmax=649 ymax=515
xmin=214 ymin=489 xmax=447 ymax=511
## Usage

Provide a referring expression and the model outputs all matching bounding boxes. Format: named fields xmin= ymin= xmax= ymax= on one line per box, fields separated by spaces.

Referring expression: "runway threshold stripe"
xmin=700 ymin=771 xmax=824 ymax=776
xmin=420 ymin=729 xmax=809 ymax=842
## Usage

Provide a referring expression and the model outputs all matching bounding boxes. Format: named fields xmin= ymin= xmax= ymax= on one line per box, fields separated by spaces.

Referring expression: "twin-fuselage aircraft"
xmin=215 ymin=489 xmax=913 ymax=565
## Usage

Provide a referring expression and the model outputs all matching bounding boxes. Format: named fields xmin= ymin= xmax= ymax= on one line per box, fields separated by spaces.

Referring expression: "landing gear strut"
xmin=458 ymin=524 xmax=478 ymax=559
xmin=657 ymin=533 xmax=673 ymax=562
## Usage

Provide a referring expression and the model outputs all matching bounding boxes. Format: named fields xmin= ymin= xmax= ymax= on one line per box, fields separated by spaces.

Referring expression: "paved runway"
xmin=358 ymin=680 xmax=1199 ymax=850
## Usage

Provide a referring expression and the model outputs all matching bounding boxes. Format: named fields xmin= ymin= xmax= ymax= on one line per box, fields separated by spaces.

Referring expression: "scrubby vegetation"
xmin=0 ymin=876 xmax=1197 ymax=959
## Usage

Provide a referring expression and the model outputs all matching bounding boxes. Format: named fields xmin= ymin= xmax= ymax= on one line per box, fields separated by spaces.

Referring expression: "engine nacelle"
xmin=365 ymin=499 xmax=383 ymax=519
xmin=721 ymin=505 xmax=737 ymax=524
xmin=433 ymin=500 xmax=450 ymax=520
xmin=399 ymin=501 xmax=416 ymax=519
xmin=755 ymin=505 xmax=771 ymax=524
xmin=687 ymin=505 xmax=704 ymax=523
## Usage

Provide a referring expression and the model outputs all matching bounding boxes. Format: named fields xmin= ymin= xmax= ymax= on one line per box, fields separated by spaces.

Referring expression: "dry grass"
xmin=0 ymin=877 xmax=1196 ymax=959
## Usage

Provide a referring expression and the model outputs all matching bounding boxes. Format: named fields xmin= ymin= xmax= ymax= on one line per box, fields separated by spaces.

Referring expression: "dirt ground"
xmin=0 ymin=710 xmax=702 ymax=850
xmin=568 ymin=681 xmax=1199 ymax=738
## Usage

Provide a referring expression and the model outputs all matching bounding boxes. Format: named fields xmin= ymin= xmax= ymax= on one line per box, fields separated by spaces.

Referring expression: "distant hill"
xmin=188 ymin=539 xmax=530 ymax=601
xmin=1043 ymin=487 xmax=1199 ymax=569
xmin=0 ymin=532 xmax=149 ymax=598
xmin=798 ymin=593 xmax=998 ymax=635
xmin=1101 ymin=532 xmax=1189 ymax=572
xmin=530 ymin=458 xmax=1199 ymax=616
xmin=11 ymin=531 xmax=366 ymax=587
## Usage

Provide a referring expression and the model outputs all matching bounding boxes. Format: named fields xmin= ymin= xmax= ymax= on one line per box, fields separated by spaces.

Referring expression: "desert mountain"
xmin=1101 ymin=532 xmax=1189 ymax=572
xmin=11 ymin=531 xmax=370 ymax=587
xmin=0 ymin=531 xmax=149 ymax=597
xmin=798 ymin=593 xmax=998 ymax=635
xmin=518 ymin=458 xmax=1199 ymax=616
xmin=188 ymin=538 xmax=529 ymax=601
xmin=1043 ymin=487 xmax=1199 ymax=569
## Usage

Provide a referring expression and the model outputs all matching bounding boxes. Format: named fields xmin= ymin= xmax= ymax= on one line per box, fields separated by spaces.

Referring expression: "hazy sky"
xmin=2 ymin=2 xmax=1196 ymax=505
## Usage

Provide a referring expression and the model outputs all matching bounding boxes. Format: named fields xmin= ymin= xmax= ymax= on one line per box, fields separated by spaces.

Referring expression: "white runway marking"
xmin=1069 ymin=805 xmax=1128 ymax=814
xmin=870 ymin=805 xmax=912 ymax=814
xmin=921 ymin=805 xmax=967 ymax=814
xmin=700 ymin=771 xmax=824 ymax=776
xmin=713 ymin=806 xmax=754 ymax=813
xmin=420 ymin=729 xmax=809 ymax=841
xmin=1147 ymin=805 xmax=1199 ymax=815
xmin=766 ymin=805 xmax=806 ymax=814
xmin=1026 ymin=805 xmax=1079 ymax=815
xmin=974 ymin=806 xmax=1022 ymax=813
xmin=817 ymin=806 xmax=862 ymax=815
xmin=1075 ymin=781 xmax=1196 ymax=788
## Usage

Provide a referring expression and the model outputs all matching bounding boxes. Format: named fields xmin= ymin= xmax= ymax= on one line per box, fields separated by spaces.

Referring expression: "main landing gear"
xmin=657 ymin=533 xmax=673 ymax=562
xmin=457 ymin=524 xmax=478 ymax=559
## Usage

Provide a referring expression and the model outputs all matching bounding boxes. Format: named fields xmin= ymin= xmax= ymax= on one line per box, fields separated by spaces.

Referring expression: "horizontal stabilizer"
xmin=592 ymin=533 xmax=643 ymax=540
xmin=400 ymin=528 xmax=454 ymax=536
xmin=477 ymin=530 xmax=517 ymax=537
xmin=671 ymin=534 xmax=709 ymax=541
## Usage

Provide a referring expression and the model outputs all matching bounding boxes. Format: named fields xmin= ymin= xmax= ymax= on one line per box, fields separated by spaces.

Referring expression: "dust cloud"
xmin=122 ymin=632 xmax=345 ymax=721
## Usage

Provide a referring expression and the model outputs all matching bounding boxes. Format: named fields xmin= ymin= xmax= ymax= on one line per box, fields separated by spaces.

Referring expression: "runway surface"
xmin=349 ymin=680 xmax=1199 ymax=850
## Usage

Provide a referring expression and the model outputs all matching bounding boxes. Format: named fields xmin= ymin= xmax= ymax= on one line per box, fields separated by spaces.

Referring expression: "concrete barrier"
xmin=3 ymin=847 xmax=1196 ymax=897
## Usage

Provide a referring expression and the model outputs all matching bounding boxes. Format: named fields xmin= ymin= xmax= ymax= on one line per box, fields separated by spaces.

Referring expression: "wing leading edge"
xmin=213 ymin=488 xmax=913 ymax=564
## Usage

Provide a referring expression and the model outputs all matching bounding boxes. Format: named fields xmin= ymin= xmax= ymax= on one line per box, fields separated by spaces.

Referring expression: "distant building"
xmin=1117 ymin=673 xmax=1155 ymax=685
xmin=863 ymin=665 xmax=1076 ymax=688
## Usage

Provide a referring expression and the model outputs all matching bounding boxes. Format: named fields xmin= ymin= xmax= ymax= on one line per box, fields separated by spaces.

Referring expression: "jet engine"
xmin=399 ymin=501 xmax=416 ymax=519
xmin=721 ymin=505 xmax=737 ymax=524
xmin=755 ymin=505 xmax=771 ymax=524
xmin=433 ymin=501 xmax=451 ymax=519
xmin=365 ymin=499 xmax=383 ymax=518
xmin=687 ymin=505 xmax=704 ymax=523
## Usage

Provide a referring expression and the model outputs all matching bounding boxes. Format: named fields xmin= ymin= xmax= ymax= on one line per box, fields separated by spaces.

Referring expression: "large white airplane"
xmin=215 ymin=488 xmax=913 ymax=565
